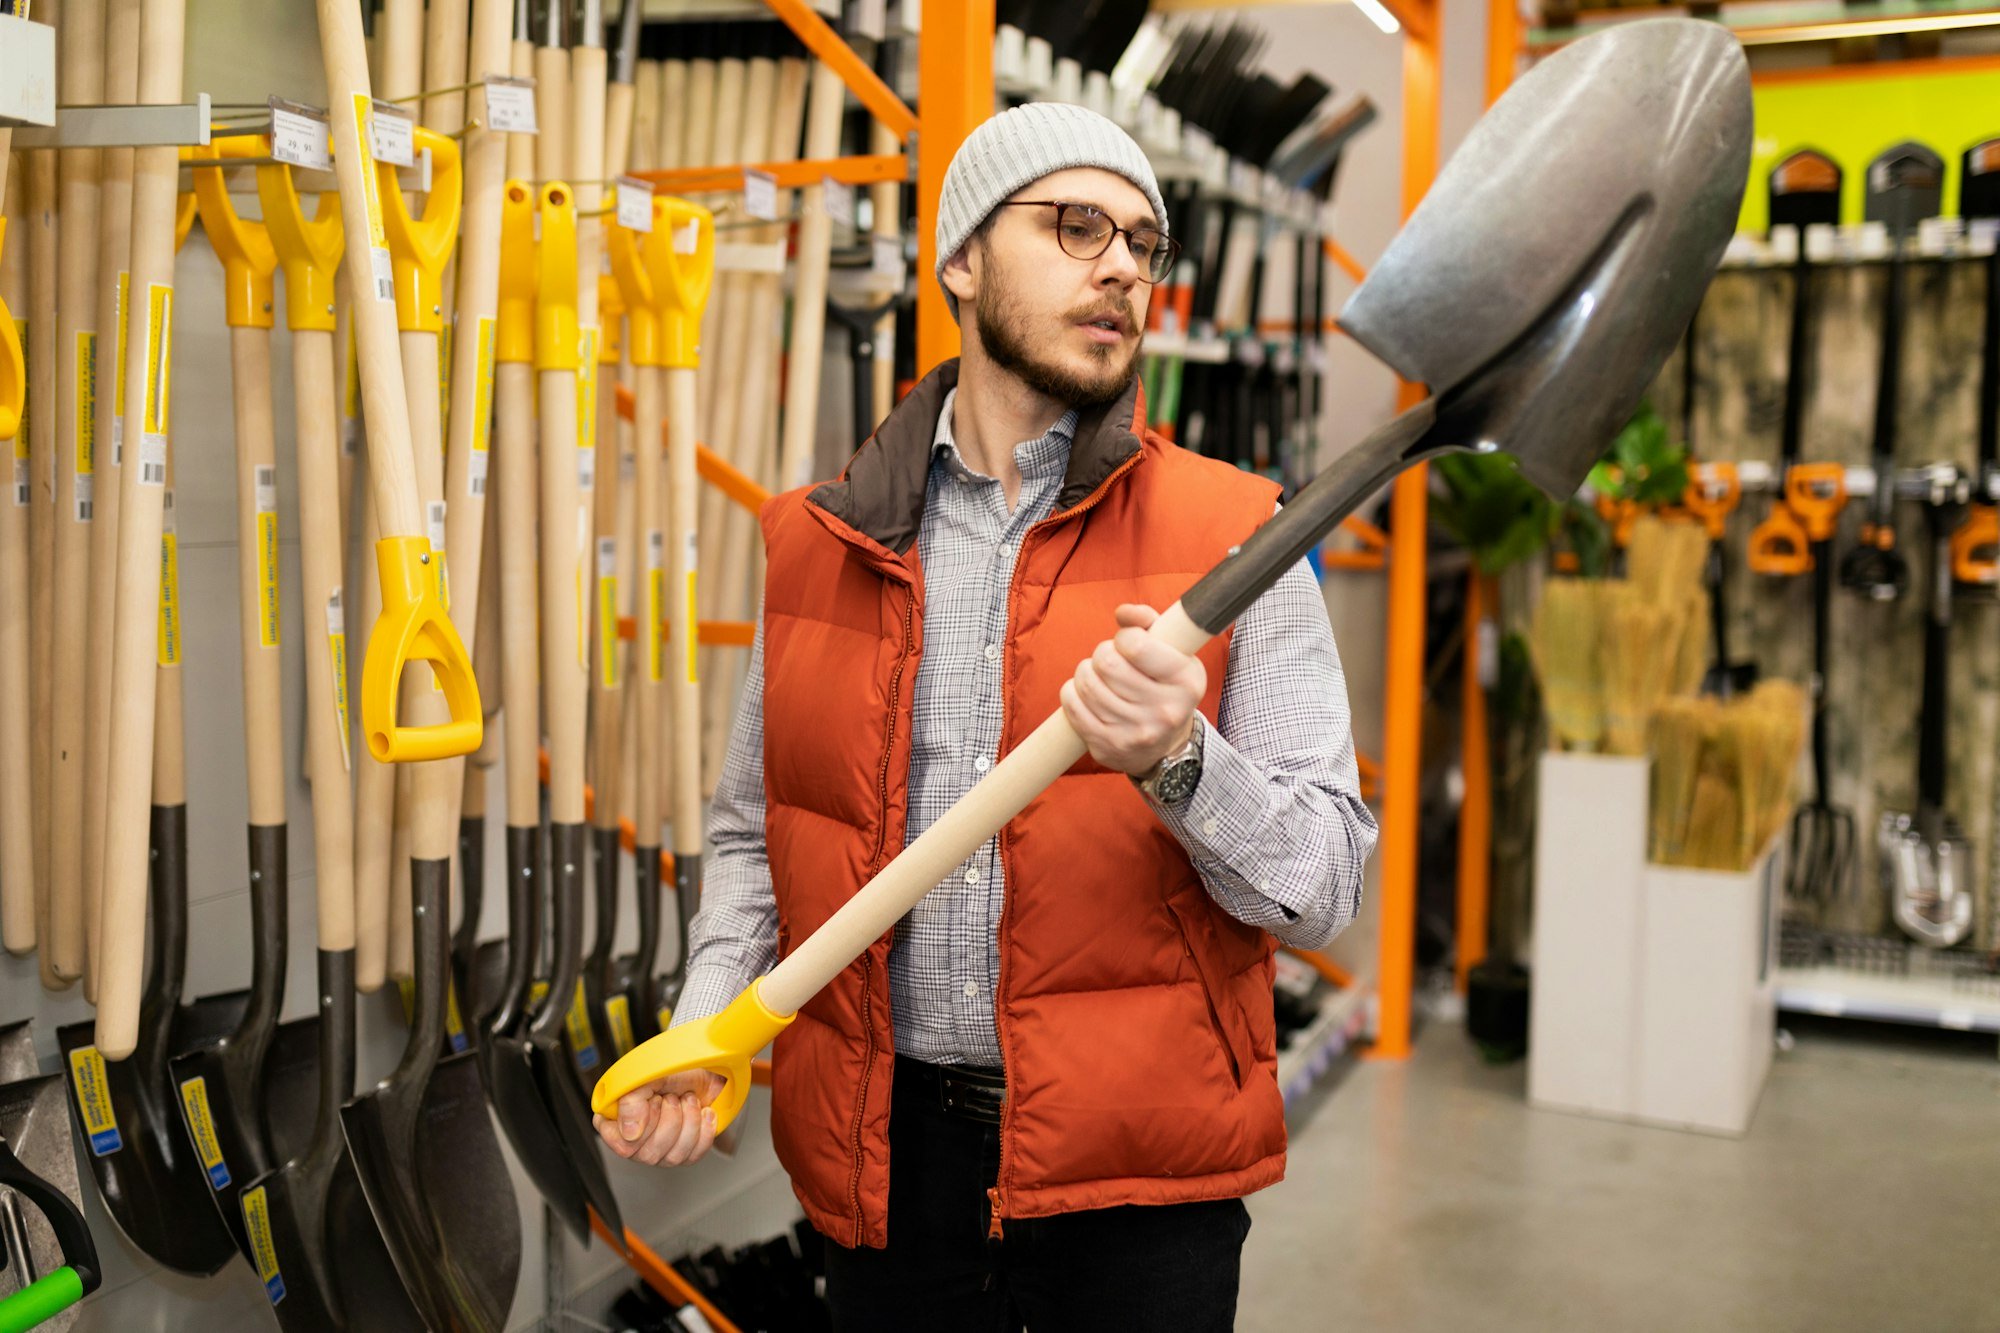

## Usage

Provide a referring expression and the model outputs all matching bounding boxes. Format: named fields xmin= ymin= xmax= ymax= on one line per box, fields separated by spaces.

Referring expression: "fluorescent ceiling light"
xmin=1351 ymin=0 xmax=1403 ymax=35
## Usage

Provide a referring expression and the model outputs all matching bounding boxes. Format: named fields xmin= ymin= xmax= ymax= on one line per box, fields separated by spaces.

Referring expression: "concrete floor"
xmin=1240 ymin=1018 xmax=2000 ymax=1332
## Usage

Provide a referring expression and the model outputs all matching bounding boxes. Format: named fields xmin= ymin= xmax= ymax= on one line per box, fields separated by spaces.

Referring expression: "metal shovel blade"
xmin=341 ymin=857 xmax=521 ymax=1333
xmin=1883 ymin=810 xmax=1976 ymax=947
xmin=1339 ymin=18 xmax=1751 ymax=501
xmin=58 ymin=805 xmax=245 ymax=1276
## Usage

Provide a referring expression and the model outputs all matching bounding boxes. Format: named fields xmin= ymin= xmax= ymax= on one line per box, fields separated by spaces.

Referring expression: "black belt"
xmin=897 ymin=1055 xmax=1007 ymax=1125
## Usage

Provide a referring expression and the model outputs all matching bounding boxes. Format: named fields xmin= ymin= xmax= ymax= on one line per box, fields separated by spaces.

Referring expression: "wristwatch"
xmin=1136 ymin=724 xmax=1204 ymax=805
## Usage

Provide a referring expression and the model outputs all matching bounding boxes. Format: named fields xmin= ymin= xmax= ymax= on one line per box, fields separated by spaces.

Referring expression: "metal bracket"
xmin=0 ymin=13 xmax=56 ymax=128
xmin=10 ymin=94 xmax=213 ymax=148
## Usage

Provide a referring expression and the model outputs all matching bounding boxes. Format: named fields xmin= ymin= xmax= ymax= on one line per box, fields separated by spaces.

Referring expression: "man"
xmin=596 ymin=102 xmax=1378 ymax=1330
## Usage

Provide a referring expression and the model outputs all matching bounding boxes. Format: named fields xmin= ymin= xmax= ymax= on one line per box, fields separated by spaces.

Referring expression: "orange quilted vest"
xmin=758 ymin=361 xmax=1286 ymax=1249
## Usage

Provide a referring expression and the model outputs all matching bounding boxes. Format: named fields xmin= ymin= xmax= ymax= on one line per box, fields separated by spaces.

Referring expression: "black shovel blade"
xmin=477 ymin=1029 xmax=592 ymax=1242
xmin=610 ymin=845 xmax=665 ymax=1051
xmin=58 ymin=805 xmax=245 ymax=1276
xmin=234 ymin=949 xmax=373 ymax=1333
xmin=1338 ymin=19 xmax=1751 ymax=502
xmin=341 ymin=857 xmax=520 ymax=1333
xmin=168 ymin=823 xmax=298 ymax=1258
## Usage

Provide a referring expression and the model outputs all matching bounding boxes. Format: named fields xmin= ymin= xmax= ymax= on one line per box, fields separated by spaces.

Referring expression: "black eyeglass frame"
xmin=994 ymin=200 xmax=1181 ymax=283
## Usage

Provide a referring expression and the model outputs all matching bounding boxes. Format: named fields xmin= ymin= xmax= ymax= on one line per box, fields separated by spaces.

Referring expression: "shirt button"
xmin=984 ymin=643 xmax=1000 ymax=662
xmin=1202 ymin=817 xmax=1219 ymax=837
xmin=964 ymin=866 xmax=980 ymax=883
xmin=975 ymin=755 xmax=990 ymax=773
xmin=963 ymin=980 xmax=978 ymax=998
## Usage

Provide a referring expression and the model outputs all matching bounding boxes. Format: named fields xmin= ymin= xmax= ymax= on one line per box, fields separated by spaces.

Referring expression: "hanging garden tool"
xmin=1949 ymin=139 xmax=1999 ymax=589
xmin=0 ymin=1027 xmax=100 ymax=1333
xmin=0 ymin=165 xmax=34 ymax=958
xmin=1883 ymin=464 xmax=1977 ymax=947
xmin=1746 ymin=148 xmax=1849 ymax=911
xmin=311 ymin=3 xmax=513 ymax=1327
xmin=58 ymin=189 xmax=242 ymax=1278
xmin=171 ymin=129 xmax=323 ymax=1259
xmin=476 ymin=179 xmax=621 ymax=1249
xmin=232 ymin=144 xmax=413 ymax=1333
xmin=595 ymin=18 xmax=1752 ymax=1132
xmin=653 ymin=196 xmax=714 ymax=1032
xmin=51 ymin=0 xmax=110 ymax=993
xmin=80 ymin=0 xmax=142 ymax=1002
xmin=1678 ymin=293 xmax=1756 ymax=698
xmin=1838 ymin=142 xmax=1943 ymax=603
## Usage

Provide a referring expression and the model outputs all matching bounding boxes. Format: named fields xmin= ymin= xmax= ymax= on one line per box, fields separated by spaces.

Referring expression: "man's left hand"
xmin=1059 ymin=604 xmax=1204 ymax=778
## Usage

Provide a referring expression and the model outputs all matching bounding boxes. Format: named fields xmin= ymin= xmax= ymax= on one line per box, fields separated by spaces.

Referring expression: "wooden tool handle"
xmin=657 ymin=59 xmax=688 ymax=172
xmin=535 ymin=42 xmax=572 ymax=185
xmin=496 ymin=362 xmax=539 ymax=824
xmin=632 ymin=365 xmax=664 ymax=849
xmin=666 ymin=365 xmax=701 ymax=855
xmin=98 ymin=0 xmax=192 ymax=1056
xmin=379 ymin=0 xmax=424 ymax=101
xmin=541 ymin=364 xmax=588 ymax=826
xmin=26 ymin=147 xmax=57 ymax=990
xmin=352 ymin=491 xmax=394 ymax=991
xmin=294 ymin=329 xmax=358 ymax=953
xmin=776 ymin=59 xmax=847 ymax=493
xmin=0 ymin=176 xmax=35 ymax=954
xmin=506 ymin=37 xmax=536 ymax=181
xmin=423 ymin=0 xmax=471 ymax=137
xmin=232 ymin=326 xmax=287 ymax=827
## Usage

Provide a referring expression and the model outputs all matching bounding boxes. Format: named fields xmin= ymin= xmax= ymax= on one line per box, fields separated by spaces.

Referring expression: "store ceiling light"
xmin=1352 ymin=0 xmax=1403 ymax=34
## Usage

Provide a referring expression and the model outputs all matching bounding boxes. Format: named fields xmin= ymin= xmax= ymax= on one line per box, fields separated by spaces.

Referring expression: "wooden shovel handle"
xmin=0 ymin=178 xmax=35 ymax=954
xmin=665 ymin=365 xmax=701 ymax=856
xmin=229 ymin=326 xmax=288 ymax=827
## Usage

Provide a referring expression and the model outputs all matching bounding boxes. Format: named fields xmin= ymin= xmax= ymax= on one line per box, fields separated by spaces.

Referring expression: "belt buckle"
xmin=940 ymin=1071 xmax=1006 ymax=1124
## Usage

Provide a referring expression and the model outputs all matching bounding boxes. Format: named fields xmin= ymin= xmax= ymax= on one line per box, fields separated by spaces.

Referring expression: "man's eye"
xmin=1129 ymin=233 xmax=1160 ymax=260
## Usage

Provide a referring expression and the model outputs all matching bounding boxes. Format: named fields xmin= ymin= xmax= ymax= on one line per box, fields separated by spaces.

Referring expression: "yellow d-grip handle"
xmin=496 ymin=179 xmax=538 ymax=365
xmin=190 ymin=135 xmax=278 ymax=329
xmin=381 ymin=127 xmax=464 ymax=335
xmin=257 ymin=157 xmax=345 ymax=333
xmin=535 ymin=181 xmax=579 ymax=371
xmin=590 ymin=982 xmax=794 ymax=1133
xmin=0 ymin=220 xmax=20 ymax=441
xmin=608 ymin=199 xmax=662 ymax=368
xmin=361 ymin=535 xmax=483 ymax=763
xmin=598 ymin=272 xmax=623 ymax=362
xmin=646 ymin=197 xmax=714 ymax=370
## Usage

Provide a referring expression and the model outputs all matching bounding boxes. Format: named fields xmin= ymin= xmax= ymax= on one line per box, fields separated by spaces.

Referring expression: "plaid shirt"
xmin=673 ymin=389 xmax=1378 ymax=1066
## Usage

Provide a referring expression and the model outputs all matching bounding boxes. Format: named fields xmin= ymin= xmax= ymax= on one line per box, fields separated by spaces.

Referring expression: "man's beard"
xmin=973 ymin=261 xmax=1140 ymax=410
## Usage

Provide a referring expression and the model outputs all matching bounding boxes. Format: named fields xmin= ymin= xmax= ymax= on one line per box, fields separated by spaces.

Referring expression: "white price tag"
xmin=597 ymin=536 xmax=617 ymax=578
xmin=743 ymin=169 xmax=778 ymax=222
xmin=371 ymin=245 xmax=396 ymax=306
xmin=426 ymin=499 xmax=447 ymax=553
xmin=255 ymin=463 xmax=277 ymax=513
xmin=12 ymin=458 xmax=27 ymax=508
xmin=578 ymin=446 xmax=596 ymax=493
xmin=138 ymin=434 xmax=167 ymax=487
xmin=674 ymin=219 xmax=700 ymax=256
xmin=683 ymin=530 xmax=698 ymax=574
xmin=823 ymin=176 xmax=855 ymax=228
xmin=872 ymin=233 xmax=903 ymax=282
xmin=483 ymin=75 xmax=538 ymax=134
xmin=468 ymin=449 xmax=489 ymax=496
xmin=111 ymin=416 xmax=123 ymax=467
xmin=368 ymin=99 xmax=415 ymax=166
xmin=270 ymin=99 xmax=332 ymax=171
xmin=616 ymin=176 xmax=654 ymax=232
xmin=73 ymin=473 xmax=92 ymax=523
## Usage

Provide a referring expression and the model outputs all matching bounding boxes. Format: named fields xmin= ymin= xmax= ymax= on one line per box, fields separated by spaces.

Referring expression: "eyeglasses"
xmin=996 ymin=200 xmax=1180 ymax=283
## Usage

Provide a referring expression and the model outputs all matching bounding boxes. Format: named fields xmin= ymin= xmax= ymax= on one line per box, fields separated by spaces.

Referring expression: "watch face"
xmin=1154 ymin=757 xmax=1201 ymax=804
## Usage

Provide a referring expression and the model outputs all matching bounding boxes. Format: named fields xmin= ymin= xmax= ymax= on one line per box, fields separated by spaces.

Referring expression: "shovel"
xmin=1949 ymin=140 xmax=2000 ymax=588
xmin=169 ymin=128 xmax=319 ymax=1260
xmin=1838 ymin=141 xmax=1943 ymax=602
xmin=0 ymin=1030 xmax=100 ymax=1333
xmin=1884 ymin=470 xmax=1977 ymax=947
xmin=594 ymin=17 xmax=1753 ymax=1131
xmin=474 ymin=179 xmax=621 ymax=1246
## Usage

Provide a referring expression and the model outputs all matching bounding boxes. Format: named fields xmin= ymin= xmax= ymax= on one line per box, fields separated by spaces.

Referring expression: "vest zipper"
xmin=853 ymin=589 xmax=916 ymax=1242
xmin=987 ymin=446 xmax=1146 ymax=1244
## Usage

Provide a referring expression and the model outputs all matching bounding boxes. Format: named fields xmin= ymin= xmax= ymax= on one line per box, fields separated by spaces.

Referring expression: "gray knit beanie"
xmin=933 ymin=102 xmax=1169 ymax=323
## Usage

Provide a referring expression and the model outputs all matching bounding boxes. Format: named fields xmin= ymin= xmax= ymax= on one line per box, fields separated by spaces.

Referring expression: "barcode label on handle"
xmin=254 ymin=464 xmax=277 ymax=512
xmin=74 ymin=474 xmax=92 ymax=522
xmin=469 ymin=450 xmax=489 ymax=496
xmin=138 ymin=434 xmax=166 ymax=487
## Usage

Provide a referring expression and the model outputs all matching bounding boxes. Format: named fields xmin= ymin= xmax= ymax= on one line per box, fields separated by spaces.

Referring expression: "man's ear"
xmin=941 ymin=242 xmax=978 ymax=306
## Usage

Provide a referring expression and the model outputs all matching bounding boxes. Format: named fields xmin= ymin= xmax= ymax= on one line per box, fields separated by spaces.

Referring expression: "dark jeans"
xmin=822 ymin=1056 xmax=1251 ymax=1332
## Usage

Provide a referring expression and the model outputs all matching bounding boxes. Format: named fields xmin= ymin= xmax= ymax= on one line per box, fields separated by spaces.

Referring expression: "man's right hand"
xmin=593 ymin=1069 xmax=727 ymax=1167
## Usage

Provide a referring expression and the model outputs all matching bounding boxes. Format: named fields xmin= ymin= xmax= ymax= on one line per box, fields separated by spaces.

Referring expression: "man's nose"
xmin=1095 ymin=240 xmax=1141 ymax=287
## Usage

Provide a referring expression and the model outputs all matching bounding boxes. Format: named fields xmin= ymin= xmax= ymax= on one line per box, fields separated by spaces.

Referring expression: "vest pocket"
xmin=1165 ymin=889 xmax=1253 ymax=1089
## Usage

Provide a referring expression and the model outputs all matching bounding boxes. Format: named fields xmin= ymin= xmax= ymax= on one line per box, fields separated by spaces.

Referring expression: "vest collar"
xmin=805 ymin=358 xmax=1148 ymax=557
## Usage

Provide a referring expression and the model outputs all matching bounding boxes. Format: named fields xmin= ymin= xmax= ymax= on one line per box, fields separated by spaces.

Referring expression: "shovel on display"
xmin=594 ymin=17 xmax=1753 ymax=1131
xmin=1883 ymin=468 xmax=1977 ymax=947
xmin=0 ymin=1028 xmax=100 ymax=1333
xmin=1948 ymin=140 xmax=2000 ymax=588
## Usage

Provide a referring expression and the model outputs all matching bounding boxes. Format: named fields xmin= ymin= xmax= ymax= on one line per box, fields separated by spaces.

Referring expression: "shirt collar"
xmin=932 ymin=387 xmax=1079 ymax=485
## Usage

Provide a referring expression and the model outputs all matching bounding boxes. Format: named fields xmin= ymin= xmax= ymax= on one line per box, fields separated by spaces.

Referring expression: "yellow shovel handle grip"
xmin=608 ymin=198 xmax=662 ymax=366
xmin=589 ymin=982 xmax=794 ymax=1134
xmin=535 ymin=181 xmax=579 ymax=371
xmin=0 ymin=232 xmax=20 ymax=440
xmin=256 ymin=159 xmax=345 ymax=333
xmin=647 ymin=197 xmax=714 ymax=370
xmin=190 ymin=135 xmax=278 ymax=329
xmin=380 ymin=127 xmax=464 ymax=334
xmin=360 ymin=535 xmax=483 ymax=763
xmin=496 ymin=179 xmax=538 ymax=365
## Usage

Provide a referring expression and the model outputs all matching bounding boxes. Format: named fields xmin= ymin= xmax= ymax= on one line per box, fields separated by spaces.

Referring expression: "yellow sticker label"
xmin=74 ymin=329 xmax=95 ymax=477
xmin=158 ymin=497 xmax=182 ymax=667
xmin=648 ymin=566 xmax=665 ymax=683
xmin=597 ymin=535 xmax=620 ymax=691
xmin=566 ymin=978 xmax=600 ymax=1070
xmin=446 ymin=981 xmax=468 ymax=1053
xmin=438 ymin=321 xmax=453 ymax=439
xmin=240 ymin=1186 xmax=287 ymax=1306
xmin=656 ymin=1004 xmax=673 ymax=1032
xmin=67 ymin=1047 xmax=124 ymax=1156
xmin=114 ymin=271 xmax=129 ymax=418
xmin=353 ymin=94 xmax=388 ymax=251
xmin=344 ymin=322 xmax=361 ymax=420
xmin=685 ymin=570 xmax=699 ymax=685
xmin=12 ymin=318 xmax=27 ymax=458
xmin=257 ymin=513 xmax=281 ymax=649
xmin=529 ymin=979 xmax=550 ymax=1009
xmin=178 ymin=1075 xmax=233 ymax=1191
xmin=328 ymin=592 xmax=351 ymax=771
xmin=605 ymin=995 xmax=635 ymax=1057
xmin=471 ymin=317 xmax=496 ymax=456
xmin=144 ymin=285 xmax=172 ymax=437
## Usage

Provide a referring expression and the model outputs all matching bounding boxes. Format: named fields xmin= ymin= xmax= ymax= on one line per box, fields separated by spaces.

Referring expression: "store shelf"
xmin=1776 ymin=966 xmax=2000 ymax=1034
xmin=1277 ymin=979 xmax=1372 ymax=1109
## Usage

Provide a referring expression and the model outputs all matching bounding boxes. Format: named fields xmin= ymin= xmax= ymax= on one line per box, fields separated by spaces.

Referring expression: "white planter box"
xmin=1527 ymin=751 xmax=1778 ymax=1137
